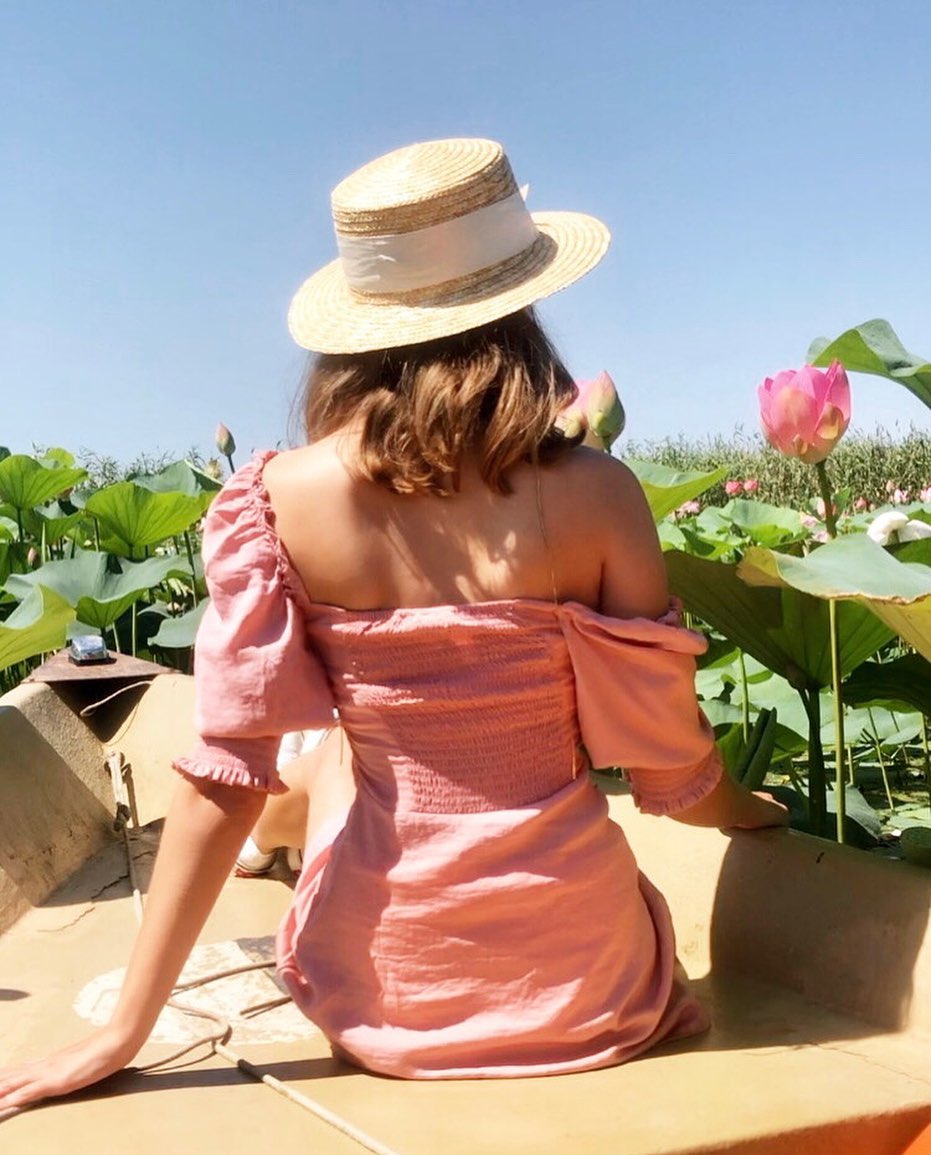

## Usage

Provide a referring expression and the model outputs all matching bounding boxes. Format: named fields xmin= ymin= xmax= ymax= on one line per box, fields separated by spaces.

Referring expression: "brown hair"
xmin=300 ymin=309 xmax=581 ymax=496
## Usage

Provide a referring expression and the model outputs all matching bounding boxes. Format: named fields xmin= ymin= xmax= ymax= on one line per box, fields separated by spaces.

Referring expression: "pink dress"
xmin=174 ymin=453 xmax=723 ymax=1079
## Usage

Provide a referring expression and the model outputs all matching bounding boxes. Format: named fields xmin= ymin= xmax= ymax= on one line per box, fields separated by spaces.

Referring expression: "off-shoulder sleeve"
xmin=172 ymin=453 xmax=337 ymax=794
xmin=558 ymin=601 xmax=723 ymax=816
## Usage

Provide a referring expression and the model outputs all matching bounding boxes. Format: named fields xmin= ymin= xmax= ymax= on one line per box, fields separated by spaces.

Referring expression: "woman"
xmin=0 ymin=138 xmax=787 ymax=1105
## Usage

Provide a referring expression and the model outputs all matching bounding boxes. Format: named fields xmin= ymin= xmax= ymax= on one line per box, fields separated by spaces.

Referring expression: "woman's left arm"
xmin=0 ymin=777 xmax=264 ymax=1114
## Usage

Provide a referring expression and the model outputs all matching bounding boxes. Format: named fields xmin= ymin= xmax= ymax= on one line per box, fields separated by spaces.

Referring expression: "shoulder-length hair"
xmin=300 ymin=308 xmax=581 ymax=496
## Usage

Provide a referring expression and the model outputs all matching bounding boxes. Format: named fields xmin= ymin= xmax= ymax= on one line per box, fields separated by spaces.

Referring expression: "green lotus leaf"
xmin=84 ymin=482 xmax=205 ymax=556
xmin=148 ymin=598 xmax=208 ymax=649
xmin=808 ymin=319 xmax=931 ymax=410
xmin=723 ymin=498 xmax=809 ymax=548
xmin=0 ymin=455 xmax=87 ymax=513
xmin=4 ymin=550 xmax=190 ymax=631
xmin=844 ymin=654 xmax=931 ymax=716
xmin=665 ymin=548 xmax=893 ymax=688
xmin=737 ymin=535 xmax=931 ymax=661
xmin=134 ymin=460 xmax=222 ymax=516
xmin=22 ymin=502 xmax=85 ymax=545
xmin=39 ymin=447 xmax=77 ymax=469
xmin=0 ymin=584 xmax=75 ymax=671
xmin=626 ymin=459 xmax=728 ymax=523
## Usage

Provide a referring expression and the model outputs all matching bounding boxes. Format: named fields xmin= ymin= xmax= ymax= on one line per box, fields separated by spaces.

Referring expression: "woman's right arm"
xmin=0 ymin=775 xmax=264 ymax=1115
xmin=670 ymin=773 xmax=790 ymax=829
xmin=575 ymin=454 xmax=788 ymax=833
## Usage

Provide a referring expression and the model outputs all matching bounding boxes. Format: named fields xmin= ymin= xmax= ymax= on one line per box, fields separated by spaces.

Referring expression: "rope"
xmin=105 ymin=749 xmax=404 ymax=1155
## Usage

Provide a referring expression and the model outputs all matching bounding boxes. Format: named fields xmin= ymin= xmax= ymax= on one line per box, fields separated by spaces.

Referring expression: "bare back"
xmin=263 ymin=432 xmax=669 ymax=621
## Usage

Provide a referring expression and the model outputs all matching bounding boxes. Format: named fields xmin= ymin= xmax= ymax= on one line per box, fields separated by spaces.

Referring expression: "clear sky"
xmin=4 ymin=0 xmax=931 ymax=466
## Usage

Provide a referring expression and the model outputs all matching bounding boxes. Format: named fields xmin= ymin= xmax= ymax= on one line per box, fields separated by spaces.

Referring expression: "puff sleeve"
xmin=172 ymin=454 xmax=337 ymax=794
xmin=558 ymin=601 xmax=723 ymax=816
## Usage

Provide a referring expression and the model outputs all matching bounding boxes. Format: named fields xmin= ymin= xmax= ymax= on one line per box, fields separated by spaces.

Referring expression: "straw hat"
xmin=287 ymin=138 xmax=610 ymax=353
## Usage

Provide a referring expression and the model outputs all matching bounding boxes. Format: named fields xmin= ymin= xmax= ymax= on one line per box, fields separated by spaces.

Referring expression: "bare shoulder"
xmin=261 ymin=441 xmax=346 ymax=502
xmin=543 ymin=447 xmax=654 ymax=535
xmin=543 ymin=447 xmax=667 ymax=618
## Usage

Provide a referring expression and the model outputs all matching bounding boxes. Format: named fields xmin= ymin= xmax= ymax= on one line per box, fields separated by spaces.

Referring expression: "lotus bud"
xmin=584 ymin=371 xmax=625 ymax=449
xmin=27 ymin=546 xmax=38 ymax=567
xmin=724 ymin=480 xmax=743 ymax=497
xmin=215 ymin=423 xmax=236 ymax=458
xmin=559 ymin=372 xmax=625 ymax=451
xmin=757 ymin=361 xmax=851 ymax=465
xmin=743 ymin=478 xmax=759 ymax=494
xmin=921 ymin=485 xmax=931 ymax=503
xmin=853 ymin=497 xmax=869 ymax=512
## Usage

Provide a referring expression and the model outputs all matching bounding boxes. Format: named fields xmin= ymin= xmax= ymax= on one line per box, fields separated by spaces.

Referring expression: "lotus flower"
xmin=853 ymin=497 xmax=869 ymax=512
xmin=866 ymin=510 xmax=931 ymax=546
xmin=921 ymin=486 xmax=931 ymax=503
xmin=724 ymin=480 xmax=743 ymax=497
xmin=743 ymin=478 xmax=759 ymax=494
xmin=757 ymin=361 xmax=850 ymax=465
xmin=560 ymin=371 xmax=625 ymax=450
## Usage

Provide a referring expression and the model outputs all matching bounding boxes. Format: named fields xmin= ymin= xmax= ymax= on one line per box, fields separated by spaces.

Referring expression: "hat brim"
xmin=287 ymin=211 xmax=610 ymax=354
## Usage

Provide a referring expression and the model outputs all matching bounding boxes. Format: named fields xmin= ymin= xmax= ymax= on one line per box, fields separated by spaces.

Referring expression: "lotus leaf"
xmin=22 ymin=502 xmax=85 ymax=545
xmin=844 ymin=655 xmax=931 ymax=716
xmin=85 ymin=482 xmax=205 ymax=556
xmin=0 ymin=455 xmax=87 ymax=514
xmin=625 ymin=459 xmax=727 ymax=523
xmin=0 ymin=585 xmax=75 ymax=670
xmin=4 ymin=550 xmax=190 ymax=631
xmin=722 ymin=498 xmax=809 ymax=548
xmin=149 ymin=599 xmax=208 ymax=649
xmin=133 ymin=461 xmax=221 ymax=514
xmin=808 ymin=319 xmax=931 ymax=410
xmin=665 ymin=549 xmax=892 ymax=688
xmin=737 ymin=535 xmax=931 ymax=661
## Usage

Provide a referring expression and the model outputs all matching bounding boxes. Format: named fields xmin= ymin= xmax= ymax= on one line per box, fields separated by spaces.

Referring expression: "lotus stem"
xmin=131 ymin=602 xmax=138 ymax=658
xmin=828 ymin=599 xmax=846 ymax=844
xmin=814 ymin=460 xmax=838 ymax=538
xmin=867 ymin=708 xmax=895 ymax=811
xmin=922 ymin=716 xmax=930 ymax=810
xmin=738 ymin=650 xmax=750 ymax=741
xmin=183 ymin=530 xmax=199 ymax=608
xmin=800 ymin=686 xmax=827 ymax=838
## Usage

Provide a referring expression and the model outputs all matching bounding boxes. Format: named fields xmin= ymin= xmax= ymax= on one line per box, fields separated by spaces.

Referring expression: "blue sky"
xmin=4 ymin=0 xmax=931 ymax=467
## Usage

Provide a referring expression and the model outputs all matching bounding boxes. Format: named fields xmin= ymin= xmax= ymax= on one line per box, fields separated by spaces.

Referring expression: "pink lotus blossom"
xmin=675 ymin=499 xmax=701 ymax=517
xmin=853 ymin=497 xmax=870 ymax=512
xmin=757 ymin=361 xmax=850 ymax=465
xmin=892 ymin=488 xmax=910 ymax=505
xmin=921 ymin=486 xmax=931 ymax=503
xmin=742 ymin=478 xmax=759 ymax=494
xmin=724 ymin=480 xmax=743 ymax=497
xmin=560 ymin=371 xmax=625 ymax=450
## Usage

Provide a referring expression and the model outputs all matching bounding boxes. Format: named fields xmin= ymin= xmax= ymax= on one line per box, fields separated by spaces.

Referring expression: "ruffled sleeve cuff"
xmin=172 ymin=736 xmax=289 ymax=795
xmin=627 ymin=745 xmax=723 ymax=816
